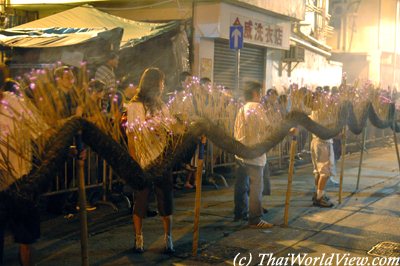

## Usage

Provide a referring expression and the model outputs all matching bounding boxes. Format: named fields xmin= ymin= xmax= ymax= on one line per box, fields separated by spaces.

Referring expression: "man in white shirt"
xmin=309 ymin=92 xmax=335 ymax=208
xmin=233 ymin=81 xmax=273 ymax=228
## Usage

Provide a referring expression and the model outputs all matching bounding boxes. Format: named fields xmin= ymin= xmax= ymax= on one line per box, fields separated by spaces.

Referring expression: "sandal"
xmin=164 ymin=235 xmax=175 ymax=254
xmin=133 ymin=234 xmax=144 ymax=253
xmin=184 ymin=164 xmax=197 ymax=172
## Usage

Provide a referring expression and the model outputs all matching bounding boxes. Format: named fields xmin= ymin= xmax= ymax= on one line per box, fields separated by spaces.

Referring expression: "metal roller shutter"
xmin=214 ymin=39 xmax=265 ymax=90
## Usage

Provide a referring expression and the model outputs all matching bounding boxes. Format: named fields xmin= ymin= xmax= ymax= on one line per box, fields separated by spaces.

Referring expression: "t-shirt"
xmin=126 ymin=101 xmax=174 ymax=169
xmin=95 ymin=65 xmax=116 ymax=90
xmin=310 ymin=110 xmax=333 ymax=143
xmin=234 ymin=101 xmax=270 ymax=166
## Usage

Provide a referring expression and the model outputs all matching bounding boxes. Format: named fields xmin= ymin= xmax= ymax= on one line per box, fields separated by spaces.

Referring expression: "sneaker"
xmin=133 ymin=234 xmax=144 ymax=253
xmin=313 ymin=197 xmax=334 ymax=208
xmin=249 ymin=219 xmax=274 ymax=229
xmin=312 ymin=193 xmax=330 ymax=202
xmin=184 ymin=164 xmax=196 ymax=172
xmin=164 ymin=235 xmax=175 ymax=254
xmin=328 ymin=176 xmax=340 ymax=187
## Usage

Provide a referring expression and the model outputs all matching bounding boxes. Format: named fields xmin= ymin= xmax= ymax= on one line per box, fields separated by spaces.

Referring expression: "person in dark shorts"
xmin=0 ymin=196 xmax=40 ymax=266
xmin=0 ymin=85 xmax=42 ymax=266
xmin=126 ymin=68 xmax=184 ymax=254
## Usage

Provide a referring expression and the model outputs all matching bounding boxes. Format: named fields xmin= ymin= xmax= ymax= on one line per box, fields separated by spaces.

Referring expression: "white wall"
xmin=198 ymin=38 xmax=215 ymax=80
xmin=269 ymin=49 xmax=342 ymax=91
xmin=236 ymin=0 xmax=306 ymax=20
xmin=193 ymin=2 xmax=221 ymax=77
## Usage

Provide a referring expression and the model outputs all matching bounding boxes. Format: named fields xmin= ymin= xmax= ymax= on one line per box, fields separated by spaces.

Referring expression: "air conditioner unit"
xmin=283 ymin=45 xmax=305 ymax=62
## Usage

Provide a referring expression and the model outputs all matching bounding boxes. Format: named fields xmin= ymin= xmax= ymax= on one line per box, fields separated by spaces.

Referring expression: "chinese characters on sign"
xmin=245 ymin=19 xmax=283 ymax=45
xmin=231 ymin=15 xmax=288 ymax=49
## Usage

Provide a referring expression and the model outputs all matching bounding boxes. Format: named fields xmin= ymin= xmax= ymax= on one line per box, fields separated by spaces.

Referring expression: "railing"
xmin=207 ymin=123 xmax=394 ymax=175
xmin=41 ymin=123 xmax=395 ymax=207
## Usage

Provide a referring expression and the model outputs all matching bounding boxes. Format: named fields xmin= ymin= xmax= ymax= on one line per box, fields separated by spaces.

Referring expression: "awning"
xmin=0 ymin=27 xmax=123 ymax=48
xmin=10 ymin=5 xmax=178 ymax=49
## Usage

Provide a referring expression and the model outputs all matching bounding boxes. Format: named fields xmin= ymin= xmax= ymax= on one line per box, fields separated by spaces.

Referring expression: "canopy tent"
xmin=0 ymin=5 xmax=188 ymax=90
xmin=10 ymin=5 xmax=178 ymax=49
xmin=0 ymin=27 xmax=123 ymax=48
xmin=0 ymin=26 xmax=123 ymax=72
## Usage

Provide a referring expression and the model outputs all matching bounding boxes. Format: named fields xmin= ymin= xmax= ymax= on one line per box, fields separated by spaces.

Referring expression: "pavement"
xmin=2 ymin=142 xmax=400 ymax=266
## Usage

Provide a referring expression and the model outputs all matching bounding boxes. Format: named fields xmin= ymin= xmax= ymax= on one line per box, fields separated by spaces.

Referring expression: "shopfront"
xmin=193 ymin=2 xmax=292 ymax=92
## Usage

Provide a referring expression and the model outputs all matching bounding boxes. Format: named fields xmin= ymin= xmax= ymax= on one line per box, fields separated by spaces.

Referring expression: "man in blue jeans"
xmin=233 ymin=81 xmax=273 ymax=229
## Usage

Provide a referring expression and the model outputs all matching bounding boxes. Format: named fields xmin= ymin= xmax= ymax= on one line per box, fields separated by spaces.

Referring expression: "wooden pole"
xmin=356 ymin=128 xmax=366 ymax=190
xmin=338 ymin=127 xmax=347 ymax=204
xmin=76 ymin=133 xmax=89 ymax=266
xmin=102 ymin=160 xmax=107 ymax=202
xmin=192 ymin=136 xmax=207 ymax=256
xmin=283 ymin=136 xmax=297 ymax=226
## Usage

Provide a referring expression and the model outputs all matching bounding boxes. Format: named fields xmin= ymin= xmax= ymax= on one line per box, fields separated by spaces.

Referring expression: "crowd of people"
xmin=0 ymin=50 xmax=398 ymax=265
xmin=0 ymin=53 xmax=129 ymax=265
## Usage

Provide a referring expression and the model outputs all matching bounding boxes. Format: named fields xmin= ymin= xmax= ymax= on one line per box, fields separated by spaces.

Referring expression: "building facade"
xmin=328 ymin=0 xmax=400 ymax=89
xmin=2 ymin=0 xmax=344 ymax=92
xmin=193 ymin=1 xmax=294 ymax=93
xmin=193 ymin=0 xmax=342 ymax=92
xmin=102 ymin=0 xmax=306 ymax=93
xmin=269 ymin=0 xmax=343 ymax=91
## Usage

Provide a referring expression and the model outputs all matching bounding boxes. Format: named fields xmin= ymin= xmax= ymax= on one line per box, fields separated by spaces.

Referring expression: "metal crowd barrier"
xmin=42 ymin=147 xmax=122 ymax=212
xmin=41 ymin=123 xmax=394 ymax=203
xmin=206 ymin=123 xmax=393 ymax=177
xmin=43 ymin=149 xmax=110 ymax=196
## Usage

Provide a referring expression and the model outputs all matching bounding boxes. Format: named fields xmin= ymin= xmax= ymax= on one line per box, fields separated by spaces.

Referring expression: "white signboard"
xmin=230 ymin=14 xmax=290 ymax=50
xmin=195 ymin=2 xmax=291 ymax=50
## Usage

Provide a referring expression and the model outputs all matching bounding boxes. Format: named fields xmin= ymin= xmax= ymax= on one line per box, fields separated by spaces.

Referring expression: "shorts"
xmin=10 ymin=205 xmax=40 ymax=245
xmin=311 ymin=138 xmax=333 ymax=178
xmin=0 ymin=194 xmax=40 ymax=245
xmin=133 ymin=173 xmax=173 ymax=218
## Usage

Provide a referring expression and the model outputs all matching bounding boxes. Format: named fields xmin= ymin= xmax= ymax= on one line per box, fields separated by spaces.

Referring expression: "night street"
xmin=1 ymin=1 xmax=400 ymax=266
xmin=3 ymin=143 xmax=399 ymax=265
